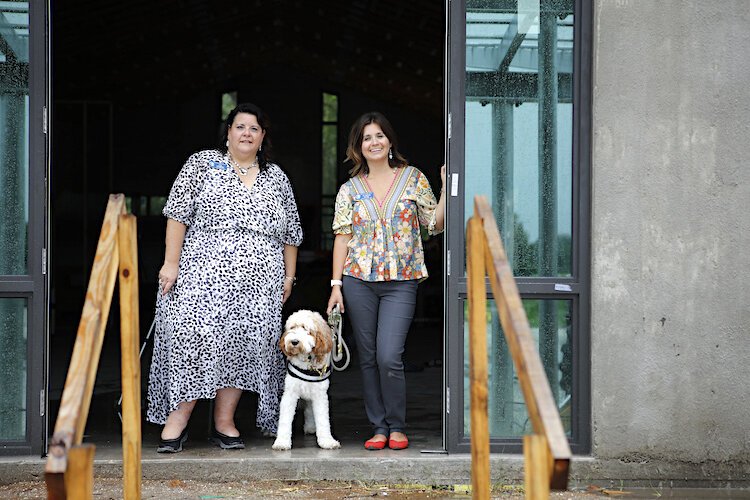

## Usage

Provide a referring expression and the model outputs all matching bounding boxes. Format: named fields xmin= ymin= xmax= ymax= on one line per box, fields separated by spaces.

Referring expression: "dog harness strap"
xmin=286 ymin=360 xmax=332 ymax=382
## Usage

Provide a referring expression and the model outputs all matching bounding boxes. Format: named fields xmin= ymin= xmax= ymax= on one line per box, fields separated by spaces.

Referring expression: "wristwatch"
xmin=330 ymin=279 xmax=343 ymax=287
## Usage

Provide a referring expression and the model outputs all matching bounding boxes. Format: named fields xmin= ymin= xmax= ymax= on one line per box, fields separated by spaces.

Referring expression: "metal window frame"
xmin=444 ymin=0 xmax=592 ymax=455
xmin=0 ymin=0 xmax=49 ymax=457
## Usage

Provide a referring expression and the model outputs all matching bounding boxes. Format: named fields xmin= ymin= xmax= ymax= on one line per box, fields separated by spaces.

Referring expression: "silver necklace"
xmin=229 ymin=155 xmax=259 ymax=176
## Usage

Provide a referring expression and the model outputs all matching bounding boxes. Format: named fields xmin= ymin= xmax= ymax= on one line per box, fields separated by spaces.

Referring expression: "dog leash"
xmin=117 ymin=304 xmax=351 ymax=421
xmin=116 ymin=315 xmax=157 ymax=423
xmin=327 ymin=304 xmax=350 ymax=371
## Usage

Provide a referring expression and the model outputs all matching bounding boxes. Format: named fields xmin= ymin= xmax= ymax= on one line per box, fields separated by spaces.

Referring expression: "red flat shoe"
xmin=388 ymin=436 xmax=409 ymax=450
xmin=364 ymin=438 xmax=387 ymax=450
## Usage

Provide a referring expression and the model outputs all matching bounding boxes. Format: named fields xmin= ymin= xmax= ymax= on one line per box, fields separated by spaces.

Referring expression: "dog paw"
xmin=317 ymin=437 xmax=341 ymax=449
xmin=303 ymin=425 xmax=317 ymax=435
xmin=272 ymin=439 xmax=291 ymax=450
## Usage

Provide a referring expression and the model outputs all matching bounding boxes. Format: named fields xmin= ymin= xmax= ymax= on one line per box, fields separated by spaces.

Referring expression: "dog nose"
xmin=290 ymin=339 xmax=299 ymax=346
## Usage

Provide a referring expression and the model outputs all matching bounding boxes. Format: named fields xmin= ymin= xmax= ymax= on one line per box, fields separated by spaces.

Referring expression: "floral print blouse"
xmin=332 ymin=165 xmax=443 ymax=282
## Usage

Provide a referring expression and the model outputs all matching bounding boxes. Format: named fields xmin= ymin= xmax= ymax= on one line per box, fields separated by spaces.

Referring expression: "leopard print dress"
xmin=146 ymin=150 xmax=303 ymax=434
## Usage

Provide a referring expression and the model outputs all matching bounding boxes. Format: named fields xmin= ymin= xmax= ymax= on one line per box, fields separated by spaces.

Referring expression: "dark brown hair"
xmin=345 ymin=112 xmax=408 ymax=177
xmin=219 ymin=102 xmax=272 ymax=172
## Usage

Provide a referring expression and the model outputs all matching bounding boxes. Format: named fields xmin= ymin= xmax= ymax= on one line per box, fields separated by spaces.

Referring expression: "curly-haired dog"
xmin=272 ymin=310 xmax=340 ymax=450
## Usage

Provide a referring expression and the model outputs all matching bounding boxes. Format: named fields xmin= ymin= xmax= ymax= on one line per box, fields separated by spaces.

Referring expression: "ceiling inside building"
xmin=53 ymin=0 xmax=445 ymax=113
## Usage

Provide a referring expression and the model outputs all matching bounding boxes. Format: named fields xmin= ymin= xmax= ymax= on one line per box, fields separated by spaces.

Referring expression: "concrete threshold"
xmin=2 ymin=436 xmax=749 ymax=490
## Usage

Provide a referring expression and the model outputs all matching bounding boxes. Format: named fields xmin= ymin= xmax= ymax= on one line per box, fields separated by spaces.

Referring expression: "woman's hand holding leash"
xmin=158 ymin=262 xmax=178 ymax=295
xmin=327 ymin=285 xmax=344 ymax=315
xmin=282 ymin=277 xmax=294 ymax=304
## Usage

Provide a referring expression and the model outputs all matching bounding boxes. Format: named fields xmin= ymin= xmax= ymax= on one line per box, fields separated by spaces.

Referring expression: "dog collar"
xmin=286 ymin=360 xmax=331 ymax=382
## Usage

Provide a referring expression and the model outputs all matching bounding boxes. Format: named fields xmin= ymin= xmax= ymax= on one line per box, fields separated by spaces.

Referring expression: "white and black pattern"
xmin=146 ymin=150 xmax=303 ymax=434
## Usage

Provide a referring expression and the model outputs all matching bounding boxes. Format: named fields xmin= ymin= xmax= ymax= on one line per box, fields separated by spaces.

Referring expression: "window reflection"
xmin=0 ymin=298 xmax=28 ymax=440
xmin=463 ymin=298 xmax=572 ymax=438
xmin=464 ymin=1 xmax=573 ymax=278
xmin=0 ymin=1 xmax=30 ymax=276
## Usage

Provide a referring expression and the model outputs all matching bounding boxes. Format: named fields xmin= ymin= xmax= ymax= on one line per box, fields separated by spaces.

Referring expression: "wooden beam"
xmin=474 ymin=195 xmax=571 ymax=490
xmin=524 ymin=435 xmax=550 ymax=500
xmin=46 ymin=194 xmax=125 ymax=475
xmin=65 ymin=444 xmax=95 ymax=499
xmin=118 ymin=214 xmax=142 ymax=500
xmin=44 ymin=473 xmax=65 ymax=500
xmin=466 ymin=216 xmax=491 ymax=500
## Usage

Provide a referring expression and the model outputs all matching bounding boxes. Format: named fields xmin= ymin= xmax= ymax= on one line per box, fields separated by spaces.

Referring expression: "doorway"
xmin=49 ymin=0 xmax=446 ymax=450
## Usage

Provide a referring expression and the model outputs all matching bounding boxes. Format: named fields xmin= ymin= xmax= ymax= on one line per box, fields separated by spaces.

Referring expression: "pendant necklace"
xmin=229 ymin=155 xmax=259 ymax=176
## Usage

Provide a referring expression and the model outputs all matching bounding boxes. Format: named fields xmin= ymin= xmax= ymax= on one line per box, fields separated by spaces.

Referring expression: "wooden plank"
xmin=65 ymin=444 xmax=95 ymax=499
xmin=474 ymin=195 xmax=571 ymax=490
xmin=118 ymin=214 xmax=142 ymax=500
xmin=466 ymin=216 xmax=491 ymax=500
xmin=524 ymin=435 xmax=550 ymax=500
xmin=44 ymin=472 xmax=65 ymax=500
xmin=46 ymin=194 xmax=126 ymax=475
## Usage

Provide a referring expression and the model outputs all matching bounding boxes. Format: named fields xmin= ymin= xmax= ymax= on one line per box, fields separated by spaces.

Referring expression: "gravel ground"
xmin=0 ymin=479 xmax=609 ymax=499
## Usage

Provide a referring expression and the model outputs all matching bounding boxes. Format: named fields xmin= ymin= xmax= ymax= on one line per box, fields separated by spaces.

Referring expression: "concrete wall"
xmin=591 ymin=0 xmax=750 ymax=464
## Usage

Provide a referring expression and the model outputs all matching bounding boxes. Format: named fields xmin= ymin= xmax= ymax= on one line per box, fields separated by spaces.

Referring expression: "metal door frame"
xmin=0 ymin=0 xmax=49 ymax=456
xmin=444 ymin=0 xmax=592 ymax=454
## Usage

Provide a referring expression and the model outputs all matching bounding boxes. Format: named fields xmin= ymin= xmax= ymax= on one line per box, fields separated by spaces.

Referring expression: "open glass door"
xmin=0 ymin=0 xmax=47 ymax=456
xmin=445 ymin=0 xmax=591 ymax=453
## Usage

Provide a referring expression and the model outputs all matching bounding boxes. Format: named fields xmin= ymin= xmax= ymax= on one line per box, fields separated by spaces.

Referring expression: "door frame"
xmin=0 ymin=0 xmax=49 ymax=456
xmin=444 ymin=0 xmax=593 ymax=454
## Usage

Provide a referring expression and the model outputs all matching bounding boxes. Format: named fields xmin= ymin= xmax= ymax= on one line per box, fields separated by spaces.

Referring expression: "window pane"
xmin=321 ymin=124 xmax=337 ymax=195
xmin=322 ymin=92 xmax=338 ymax=123
xmin=221 ymin=91 xmax=237 ymax=120
xmin=463 ymin=298 xmax=572 ymax=438
xmin=321 ymin=93 xmax=339 ymax=251
xmin=0 ymin=1 xmax=30 ymax=275
xmin=464 ymin=2 xmax=573 ymax=277
xmin=0 ymin=298 xmax=28 ymax=440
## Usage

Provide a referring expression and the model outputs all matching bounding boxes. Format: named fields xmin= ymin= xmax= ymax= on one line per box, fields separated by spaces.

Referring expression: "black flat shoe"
xmin=157 ymin=428 xmax=188 ymax=453
xmin=210 ymin=428 xmax=245 ymax=449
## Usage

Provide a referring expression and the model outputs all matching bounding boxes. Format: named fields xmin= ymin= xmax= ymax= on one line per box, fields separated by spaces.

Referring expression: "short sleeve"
xmin=162 ymin=152 xmax=207 ymax=226
xmin=279 ymin=171 xmax=303 ymax=246
xmin=414 ymin=169 xmax=443 ymax=236
xmin=332 ymin=182 xmax=353 ymax=235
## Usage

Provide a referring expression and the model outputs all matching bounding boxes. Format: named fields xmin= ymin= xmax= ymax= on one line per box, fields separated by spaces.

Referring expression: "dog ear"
xmin=279 ymin=331 xmax=289 ymax=357
xmin=311 ymin=313 xmax=333 ymax=360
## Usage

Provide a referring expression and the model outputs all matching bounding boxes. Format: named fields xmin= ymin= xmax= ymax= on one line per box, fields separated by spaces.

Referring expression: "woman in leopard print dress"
xmin=147 ymin=103 xmax=303 ymax=452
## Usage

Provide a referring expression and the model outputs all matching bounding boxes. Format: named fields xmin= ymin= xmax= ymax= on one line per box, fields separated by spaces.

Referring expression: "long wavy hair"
xmin=219 ymin=102 xmax=273 ymax=172
xmin=345 ymin=112 xmax=408 ymax=177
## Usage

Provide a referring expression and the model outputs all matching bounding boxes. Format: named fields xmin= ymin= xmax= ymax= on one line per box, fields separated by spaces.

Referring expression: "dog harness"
xmin=286 ymin=359 xmax=332 ymax=382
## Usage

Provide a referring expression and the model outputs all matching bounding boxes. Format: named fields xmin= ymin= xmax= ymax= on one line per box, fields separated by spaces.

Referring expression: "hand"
xmin=327 ymin=286 xmax=344 ymax=314
xmin=158 ymin=262 xmax=178 ymax=295
xmin=440 ymin=165 xmax=446 ymax=195
xmin=282 ymin=279 xmax=293 ymax=304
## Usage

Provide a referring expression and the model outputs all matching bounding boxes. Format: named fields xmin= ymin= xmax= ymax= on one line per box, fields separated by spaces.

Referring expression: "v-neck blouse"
xmin=332 ymin=165 xmax=442 ymax=282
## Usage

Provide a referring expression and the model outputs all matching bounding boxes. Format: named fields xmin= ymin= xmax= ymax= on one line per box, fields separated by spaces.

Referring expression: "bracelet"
xmin=330 ymin=279 xmax=343 ymax=287
xmin=284 ymin=276 xmax=297 ymax=286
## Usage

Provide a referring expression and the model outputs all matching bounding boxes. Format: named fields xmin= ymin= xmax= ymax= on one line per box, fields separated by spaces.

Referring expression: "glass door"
xmin=445 ymin=0 xmax=591 ymax=453
xmin=0 ymin=0 xmax=47 ymax=455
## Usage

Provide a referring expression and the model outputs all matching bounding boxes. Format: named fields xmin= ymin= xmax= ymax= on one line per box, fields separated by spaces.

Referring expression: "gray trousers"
xmin=342 ymin=276 xmax=418 ymax=435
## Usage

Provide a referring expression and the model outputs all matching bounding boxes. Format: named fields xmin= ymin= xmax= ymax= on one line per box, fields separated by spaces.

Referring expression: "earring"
xmin=259 ymin=144 xmax=263 ymax=153
xmin=388 ymin=148 xmax=393 ymax=160
xmin=226 ymin=140 xmax=229 ymax=148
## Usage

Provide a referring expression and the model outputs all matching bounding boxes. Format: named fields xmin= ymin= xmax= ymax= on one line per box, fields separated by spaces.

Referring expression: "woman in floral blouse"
xmin=327 ymin=112 xmax=445 ymax=450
